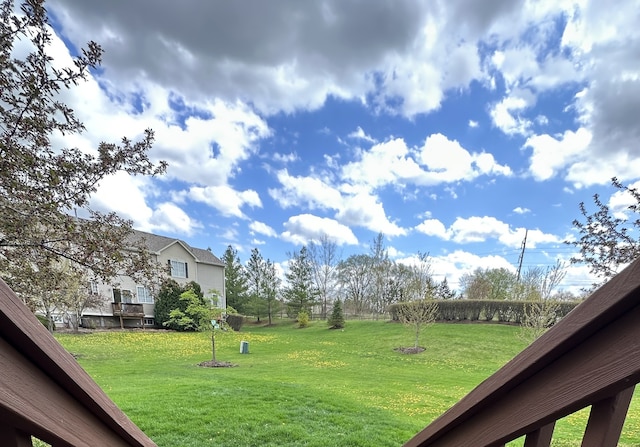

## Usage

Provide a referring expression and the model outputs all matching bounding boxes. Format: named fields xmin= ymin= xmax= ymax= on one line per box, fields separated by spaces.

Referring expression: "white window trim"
xmin=169 ymin=259 xmax=188 ymax=278
xmin=136 ymin=285 xmax=153 ymax=304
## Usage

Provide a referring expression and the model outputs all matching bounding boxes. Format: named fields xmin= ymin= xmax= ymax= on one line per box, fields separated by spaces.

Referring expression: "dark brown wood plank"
xmin=0 ymin=279 xmax=156 ymax=446
xmin=0 ymin=425 xmax=33 ymax=447
xmin=581 ymin=386 xmax=635 ymax=447
xmin=405 ymin=258 xmax=640 ymax=446
xmin=0 ymin=337 xmax=143 ymax=446
xmin=524 ymin=422 xmax=555 ymax=447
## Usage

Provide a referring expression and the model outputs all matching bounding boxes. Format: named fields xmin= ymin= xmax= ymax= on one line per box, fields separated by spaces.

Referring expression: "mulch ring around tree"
xmin=394 ymin=346 xmax=426 ymax=355
xmin=198 ymin=360 xmax=238 ymax=368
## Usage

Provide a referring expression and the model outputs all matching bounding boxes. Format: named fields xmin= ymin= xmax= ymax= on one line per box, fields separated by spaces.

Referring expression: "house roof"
xmin=129 ymin=229 xmax=224 ymax=267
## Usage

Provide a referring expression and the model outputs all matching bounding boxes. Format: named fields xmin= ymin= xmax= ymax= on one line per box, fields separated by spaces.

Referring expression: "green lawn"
xmin=54 ymin=320 xmax=640 ymax=446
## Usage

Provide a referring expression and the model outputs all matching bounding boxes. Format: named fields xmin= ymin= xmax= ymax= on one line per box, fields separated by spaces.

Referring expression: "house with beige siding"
xmin=81 ymin=229 xmax=225 ymax=329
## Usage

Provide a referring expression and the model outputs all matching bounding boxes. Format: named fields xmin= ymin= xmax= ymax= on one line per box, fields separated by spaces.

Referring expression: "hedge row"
xmin=388 ymin=300 xmax=580 ymax=324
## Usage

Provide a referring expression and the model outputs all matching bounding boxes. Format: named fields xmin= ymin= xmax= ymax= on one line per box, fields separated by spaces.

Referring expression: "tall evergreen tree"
xmin=222 ymin=245 xmax=249 ymax=313
xmin=327 ymin=299 xmax=345 ymax=329
xmin=245 ymin=248 xmax=266 ymax=322
xmin=283 ymin=246 xmax=319 ymax=317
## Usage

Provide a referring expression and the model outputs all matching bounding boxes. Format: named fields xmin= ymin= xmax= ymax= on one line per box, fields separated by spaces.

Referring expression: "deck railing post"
xmin=524 ymin=422 xmax=555 ymax=447
xmin=581 ymin=385 xmax=635 ymax=447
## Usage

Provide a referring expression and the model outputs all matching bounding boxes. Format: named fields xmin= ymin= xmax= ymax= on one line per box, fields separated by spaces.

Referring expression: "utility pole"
xmin=516 ymin=229 xmax=528 ymax=281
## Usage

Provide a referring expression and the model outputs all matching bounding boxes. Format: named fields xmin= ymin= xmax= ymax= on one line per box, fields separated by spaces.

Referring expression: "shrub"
xmin=163 ymin=290 xmax=208 ymax=332
xmin=226 ymin=314 xmax=245 ymax=331
xmin=327 ymin=300 xmax=345 ymax=329
xmin=297 ymin=310 xmax=309 ymax=328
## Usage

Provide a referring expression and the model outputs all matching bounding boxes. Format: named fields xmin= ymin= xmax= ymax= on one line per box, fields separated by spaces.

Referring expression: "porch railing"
xmin=112 ymin=302 xmax=145 ymax=317
xmin=0 ymin=279 xmax=156 ymax=447
xmin=405 ymin=258 xmax=640 ymax=447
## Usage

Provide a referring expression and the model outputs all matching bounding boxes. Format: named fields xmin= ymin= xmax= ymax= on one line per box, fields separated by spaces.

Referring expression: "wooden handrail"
xmin=0 ymin=278 xmax=156 ymax=447
xmin=405 ymin=258 xmax=640 ymax=446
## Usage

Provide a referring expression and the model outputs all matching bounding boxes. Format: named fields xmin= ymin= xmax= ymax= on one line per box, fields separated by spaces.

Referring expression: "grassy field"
xmin=53 ymin=320 xmax=640 ymax=446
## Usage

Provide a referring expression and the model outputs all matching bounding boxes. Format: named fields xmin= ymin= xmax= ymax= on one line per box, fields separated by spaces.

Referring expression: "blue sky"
xmin=45 ymin=0 xmax=640 ymax=293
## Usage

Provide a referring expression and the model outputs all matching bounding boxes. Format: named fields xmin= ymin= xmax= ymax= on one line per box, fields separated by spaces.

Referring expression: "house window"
xmin=89 ymin=281 xmax=98 ymax=295
xmin=169 ymin=259 xmax=188 ymax=278
xmin=144 ymin=318 xmax=154 ymax=326
xmin=137 ymin=286 xmax=153 ymax=304
xmin=113 ymin=288 xmax=133 ymax=303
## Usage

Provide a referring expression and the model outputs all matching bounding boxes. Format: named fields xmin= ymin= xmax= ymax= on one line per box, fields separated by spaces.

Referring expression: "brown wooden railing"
xmin=405 ymin=258 xmax=640 ymax=447
xmin=0 ymin=279 xmax=156 ymax=447
xmin=112 ymin=302 xmax=144 ymax=317
xmin=112 ymin=302 xmax=145 ymax=329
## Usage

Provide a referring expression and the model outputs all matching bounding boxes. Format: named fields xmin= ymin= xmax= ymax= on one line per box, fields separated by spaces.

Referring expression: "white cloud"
xmin=187 ymin=185 xmax=262 ymax=218
xmin=415 ymin=216 xmax=562 ymax=248
xmin=342 ymin=138 xmax=423 ymax=188
xmin=489 ymin=91 xmax=535 ymax=136
xmin=269 ymin=170 xmax=342 ymax=210
xmin=347 ymin=126 xmax=377 ymax=143
xmin=418 ymin=134 xmax=512 ymax=182
xmin=415 ymin=219 xmax=448 ymax=239
xmin=336 ymin=192 xmax=407 ymax=237
xmin=524 ymin=128 xmax=592 ymax=182
xmin=149 ymin=202 xmax=200 ymax=236
xmin=281 ymin=214 xmax=358 ymax=246
xmin=249 ymin=221 xmax=277 ymax=238
xmin=468 ymin=120 xmax=479 ymax=128
xmin=513 ymin=207 xmax=531 ymax=215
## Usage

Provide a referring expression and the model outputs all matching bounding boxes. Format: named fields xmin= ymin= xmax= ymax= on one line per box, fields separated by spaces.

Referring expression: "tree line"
xmin=221 ymin=233 xmax=579 ymax=321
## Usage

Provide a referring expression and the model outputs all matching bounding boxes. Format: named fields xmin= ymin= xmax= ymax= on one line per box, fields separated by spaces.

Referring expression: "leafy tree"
xmin=327 ymin=299 xmax=345 ymax=329
xmin=57 ymin=268 xmax=104 ymax=332
xmin=0 ymin=0 xmax=166 ymax=305
xmin=165 ymin=289 xmax=208 ymax=332
xmin=401 ymin=252 xmax=436 ymax=302
xmin=183 ymin=280 xmax=204 ymax=300
xmin=261 ymin=258 xmax=281 ymax=325
xmin=222 ymin=245 xmax=249 ymax=313
xmin=460 ymin=268 xmax=516 ymax=300
xmin=568 ymin=177 xmax=640 ymax=287
xmin=154 ymin=279 xmax=184 ymax=329
xmin=397 ymin=300 xmax=439 ymax=349
xmin=337 ymin=254 xmax=374 ymax=315
xmin=283 ymin=246 xmax=318 ymax=317
xmin=369 ymin=233 xmax=393 ymax=313
xmin=308 ymin=234 xmax=340 ymax=319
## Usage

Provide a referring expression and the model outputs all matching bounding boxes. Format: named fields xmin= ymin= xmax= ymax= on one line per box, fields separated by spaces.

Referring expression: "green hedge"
xmin=388 ymin=300 xmax=579 ymax=324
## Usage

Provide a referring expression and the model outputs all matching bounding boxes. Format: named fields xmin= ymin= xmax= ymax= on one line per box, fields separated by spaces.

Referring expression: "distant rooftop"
xmin=129 ymin=229 xmax=224 ymax=267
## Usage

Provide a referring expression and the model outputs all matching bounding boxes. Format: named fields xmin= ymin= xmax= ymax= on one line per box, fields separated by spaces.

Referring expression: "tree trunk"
xmin=211 ymin=331 xmax=216 ymax=362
